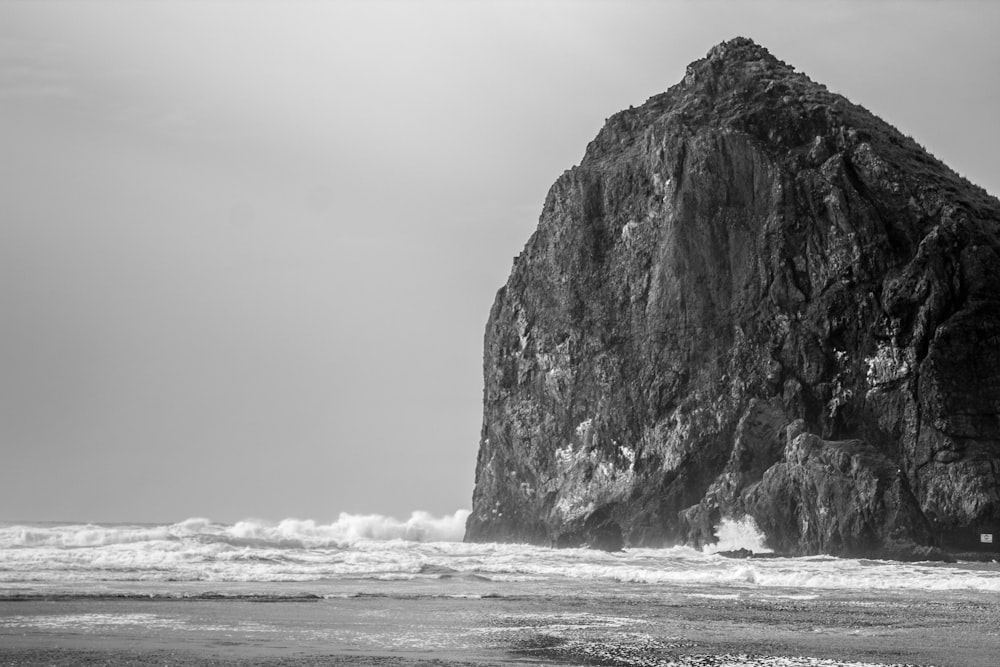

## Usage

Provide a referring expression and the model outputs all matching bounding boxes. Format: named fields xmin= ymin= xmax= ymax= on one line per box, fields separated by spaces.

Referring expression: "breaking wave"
xmin=224 ymin=510 xmax=470 ymax=546
xmin=2 ymin=511 xmax=999 ymax=594
xmin=0 ymin=510 xmax=470 ymax=550
xmin=703 ymin=516 xmax=773 ymax=554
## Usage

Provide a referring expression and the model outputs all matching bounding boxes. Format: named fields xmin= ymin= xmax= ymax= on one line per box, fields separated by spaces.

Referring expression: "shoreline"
xmin=3 ymin=585 xmax=998 ymax=666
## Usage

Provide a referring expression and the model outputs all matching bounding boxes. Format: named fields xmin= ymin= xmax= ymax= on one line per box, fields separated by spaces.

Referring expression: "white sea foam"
xmin=703 ymin=516 xmax=772 ymax=554
xmin=2 ymin=512 xmax=999 ymax=594
xmin=0 ymin=510 xmax=469 ymax=550
xmin=2 ymin=523 xmax=178 ymax=548
xmin=0 ymin=612 xmax=282 ymax=635
xmin=0 ymin=613 xmax=188 ymax=631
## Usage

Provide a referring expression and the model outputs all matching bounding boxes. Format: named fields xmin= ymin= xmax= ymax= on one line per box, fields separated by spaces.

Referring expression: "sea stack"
xmin=466 ymin=37 xmax=1000 ymax=558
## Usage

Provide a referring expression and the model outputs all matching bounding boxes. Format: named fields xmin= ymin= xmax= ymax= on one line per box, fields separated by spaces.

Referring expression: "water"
xmin=2 ymin=513 xmax=998 ymax=595
xmin=2 ymin=513 xmax=999 ymax=666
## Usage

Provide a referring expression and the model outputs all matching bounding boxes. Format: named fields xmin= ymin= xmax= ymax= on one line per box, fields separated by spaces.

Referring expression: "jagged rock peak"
xmin=680 ymin=37 xmax=799 ymax=94
xmin=584 ymin=37 xmax=832 ymax=163
xmin=694 ymin=36 xmax=786 ymax=74
xmin=706 ymin=36 xmax=773 ymax=60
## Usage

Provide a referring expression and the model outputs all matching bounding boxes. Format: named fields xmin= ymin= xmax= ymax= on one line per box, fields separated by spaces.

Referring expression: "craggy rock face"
xmin=465 ymin=37 xmax=1000 ymax=558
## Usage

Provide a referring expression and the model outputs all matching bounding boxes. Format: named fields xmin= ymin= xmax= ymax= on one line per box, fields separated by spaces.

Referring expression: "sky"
xmin=1 ymin=1 xmax=998 ymax=525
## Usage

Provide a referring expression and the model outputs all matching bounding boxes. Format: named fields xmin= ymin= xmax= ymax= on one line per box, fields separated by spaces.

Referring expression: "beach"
xmin=3 ymin=518 xmax=999 ymax=666
xmin=3 ymin=580 xmax=999 ymax=666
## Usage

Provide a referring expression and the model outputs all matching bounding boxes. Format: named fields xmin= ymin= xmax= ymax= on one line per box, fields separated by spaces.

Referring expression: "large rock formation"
xmin=465 ymin=38 xmax=1000 ymax=558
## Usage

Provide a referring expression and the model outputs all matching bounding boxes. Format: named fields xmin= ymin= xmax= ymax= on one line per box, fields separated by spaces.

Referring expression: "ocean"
xmin=2 ymin=513 xmax=999 ymax=666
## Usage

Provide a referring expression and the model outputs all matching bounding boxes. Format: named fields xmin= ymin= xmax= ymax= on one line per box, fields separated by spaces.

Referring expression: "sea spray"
xmin=2 ymin=513 xmax=999 ymax=593
xmin=0 ymin=510 xmax=470 ymax=549
xmin=227 ymin=510 xmax=470 ymax=545
xmin=703 ymin=516 xmax=773 ymax=554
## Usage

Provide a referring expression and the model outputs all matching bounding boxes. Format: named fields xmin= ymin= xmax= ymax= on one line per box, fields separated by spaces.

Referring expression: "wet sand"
xmin=2 ymin=584 xmax=998 ymax=666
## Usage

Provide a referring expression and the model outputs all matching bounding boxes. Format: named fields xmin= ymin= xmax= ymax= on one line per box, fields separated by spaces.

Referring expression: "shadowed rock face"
xmin=465 ymin=37 xmax=1000 ymax=558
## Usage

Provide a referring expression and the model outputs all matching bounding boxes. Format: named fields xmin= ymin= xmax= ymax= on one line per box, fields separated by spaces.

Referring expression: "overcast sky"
xmin=2 ymin=1 xmax=998 ymax=524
